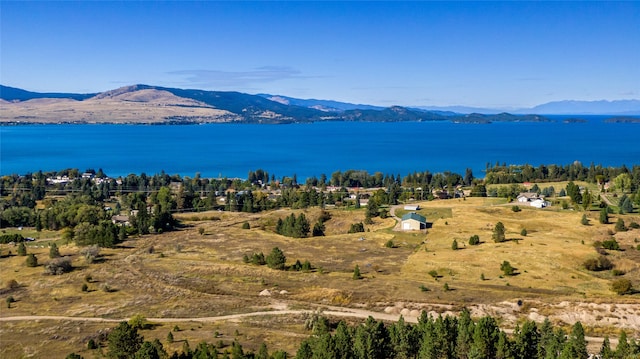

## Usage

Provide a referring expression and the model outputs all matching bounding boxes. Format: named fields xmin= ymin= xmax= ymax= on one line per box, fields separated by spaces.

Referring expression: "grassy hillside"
xmin=1 ymin=196 xmax=639 ymax=358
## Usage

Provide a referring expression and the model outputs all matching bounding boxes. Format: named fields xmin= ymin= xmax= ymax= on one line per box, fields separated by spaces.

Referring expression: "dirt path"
xmin=0 ymin=303 xmax=620 ymax=347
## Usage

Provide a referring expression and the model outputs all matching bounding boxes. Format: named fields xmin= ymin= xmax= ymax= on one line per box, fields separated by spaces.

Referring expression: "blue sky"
xmin=2 ymin=1 xmax=639 ymax=108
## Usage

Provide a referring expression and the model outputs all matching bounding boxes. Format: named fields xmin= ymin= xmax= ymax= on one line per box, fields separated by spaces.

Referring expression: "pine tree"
xmin=17 ymin=242 xmax=27 ymax=256
xmin=492 ymin=222 xmax=506 ymax=243
xmin=599 ymin=207 xmax=609 ymax=224
xmin=353 ymin=264 xmax=362 ymax=280
xmin=266 ymin=247 xmax=286 ymax=270
xmin=49 ymin=243 xmax=61 ymax=258
xmin=599 ymin=336 xmax=613 ymax=359
xmin=107 ymin=322 xmax=143 ymax=359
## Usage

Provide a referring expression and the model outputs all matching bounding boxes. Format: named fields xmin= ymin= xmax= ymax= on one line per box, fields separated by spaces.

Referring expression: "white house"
xmin=404 ymin=205 xmax=420 ymax=211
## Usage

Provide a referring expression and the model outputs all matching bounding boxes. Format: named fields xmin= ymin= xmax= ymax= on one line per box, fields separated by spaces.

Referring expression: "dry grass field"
xmin=1 ymin=196 xmax=639 ymax=358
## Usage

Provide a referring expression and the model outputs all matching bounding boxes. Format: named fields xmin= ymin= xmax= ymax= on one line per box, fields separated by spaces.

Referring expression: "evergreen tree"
xmin=295 ymin=340 xmax=313 ymax=359
xmin=492 ymin=222 xmax=506 ymax=243
xmin=456 ymin=308 xmax=474 ymax=359
xmin=599 ymin=336 xmax=614 ymax=359
xmin=333 ymin=321 xmax=353 ymax=359
xmin=353 ymin=264 xmax=362 ymax=280
xmin=49 ymin=243 xmax=61 ymax=258
xmin=266 ymin=247 xmax=286 ymax=270
xmin=561 ymin=322 xmax=587 ymax=359
xmin=256 ymin=343 xmax=269 ymax=359
xmin=17 ymin=242 xmax=27 ymax=256
xmin=600 ymin=207 xmax=609 ymax=224
xmin=25 ymin=253 xmax=38 ymax=267
xmin=615 ymin=330 xmax=630 ymax=359
xmin=619 ymin=194 xmax=633 ymax=214
xmin=135 ymin=341 xmax=161 ymax=359
xmin=470 ymin=316 xmax=499 ymax=359
xmin=107 ymin=321 xmax=143 ymax=359
xmin=514 ymin=320 xmax=539 ymax=359
xmin=495 ymin=331 xmax=513 ymax=359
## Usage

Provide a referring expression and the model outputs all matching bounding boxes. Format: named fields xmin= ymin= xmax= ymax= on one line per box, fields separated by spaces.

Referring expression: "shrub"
xmin=614 ymin=218 xmax=627 ymax=232
xmin=581 ymin=214 xmax=589 ymax=225
xmin=419 ymin=285 xmax=429 ymax=292
xmin=520 ymin=228 xmax=527 ymax=236
xmin=84 ymin=274 xmax=93 ymax=283
xmin=80 ymin=245 xmax=101 ymax=264
xmin=348 ymin=222 xmax=365 ymax=233
xmin=612 ymin=269 xmax=625 ymax=276
xmin=628 ymin=221 xmax=640 ymax=229
xmin=242 ymin=222 xmax=250 ymax=230
xmin=384 ymin=240 xmax=395 ymax=248
xmin=443 ymin=283 xmax=450 ymax=291
xmin=25 ymin=253 xmax=38 ymax=267
xmin=6 ymin=296 xmax=15 ymax=308
xmin=584 ymin=256 xmax=613 ymax=271
xmin=500 ymin=260 xmax=515 ymax=276
xmin=602 ymin=239 xmax=620 ymax=251
xmin=129 ymin=314 xmax=151 ymax=330
xmin=82 ymin=283 xmax=89 ymax=292
xmin=87 ymin=339 xmax=98 ymax=349
xmin=6 ymin=279 xmax=19 ymax=289
xmin=611 ymin=278 xmax=632 ymax=295
xmin=512 ymin=205 xmax=521 ymax=212
xmin=428 ymin=270 xmax=439 ymax=279
xmin=198 ymin=227 xmax=205 ymax=235
xmin=251 ymin=252 xmax=266 ymax=265
xmin=45 ymin=258 xmax=73 ymax=275
xmin=468 ymin=235 xmax=480 ymax=245
xmin=451 ymin=239 xmax=459 ymax=250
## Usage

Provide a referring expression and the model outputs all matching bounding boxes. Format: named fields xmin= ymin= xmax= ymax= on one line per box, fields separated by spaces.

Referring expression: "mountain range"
xmin=1 ymin=84 xmax=638 ymax=125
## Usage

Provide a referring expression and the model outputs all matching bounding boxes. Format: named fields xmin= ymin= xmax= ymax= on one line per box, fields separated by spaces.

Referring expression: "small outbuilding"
xmin=404 ymin=205 xmax=420 ymax=211
xmin=401 ymin=212 xmax=427 ymax=231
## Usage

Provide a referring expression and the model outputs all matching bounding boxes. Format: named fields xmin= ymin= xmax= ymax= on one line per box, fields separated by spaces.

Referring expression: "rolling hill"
xmin=0 ymin=84 xmax=609 ymax=124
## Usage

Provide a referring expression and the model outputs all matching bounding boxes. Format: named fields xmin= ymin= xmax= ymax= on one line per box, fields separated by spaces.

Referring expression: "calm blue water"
xmin=1 ymin=119 xmax=639 ymax=179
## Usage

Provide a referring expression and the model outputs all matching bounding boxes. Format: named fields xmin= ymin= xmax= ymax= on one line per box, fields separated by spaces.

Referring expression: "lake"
xmin=1 ymin=118 xmax=639 ymax=179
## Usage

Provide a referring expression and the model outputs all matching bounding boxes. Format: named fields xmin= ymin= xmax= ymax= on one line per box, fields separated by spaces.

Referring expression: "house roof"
xmin=401 ymin=212 xmax=426 ymax=223
xmin=517 ymin=192 xmax=540 ymax=200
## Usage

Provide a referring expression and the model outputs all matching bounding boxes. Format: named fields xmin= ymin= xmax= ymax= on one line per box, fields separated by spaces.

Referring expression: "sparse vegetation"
xmin=584 ymin=256 xmax=614 ymax=271
xmin=611 ymin=278 xmax=633 ymax=295
xmin=25 ymin=253 xmax=37 ymax=267
xmin=44 ymin=257 xmax=73 ymax=275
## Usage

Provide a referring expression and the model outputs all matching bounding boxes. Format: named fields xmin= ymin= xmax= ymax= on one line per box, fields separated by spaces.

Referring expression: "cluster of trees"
xmin=74 ymin=311 xmax=640 ymax=359
xmin=484 ymin=162 xmax=640 ymax=187
xmin=294 ymin=311 xmax=640 ymax=359
xmin=242 ymin=247 xmax=311 ymax=272
xmin=67 ymin=320 xmax=289 ymax=359
xmin=276 ymin=213 xmax=311 ymax=238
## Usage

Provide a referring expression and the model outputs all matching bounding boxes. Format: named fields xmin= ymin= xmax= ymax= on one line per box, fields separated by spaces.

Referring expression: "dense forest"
xmin=69 ymin=311 xmax=640 ymax=359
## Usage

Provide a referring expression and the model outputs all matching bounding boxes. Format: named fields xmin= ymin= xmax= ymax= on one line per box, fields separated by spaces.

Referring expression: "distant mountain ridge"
xmin=1 ymin=84 xmax=638 ymax=124
xmin=520 ymin=99 xmax=640 ymax=115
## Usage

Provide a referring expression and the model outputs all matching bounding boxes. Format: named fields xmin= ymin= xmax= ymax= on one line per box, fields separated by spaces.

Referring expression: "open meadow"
xmin=1 ymin=195 xmax=640 ymax=358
